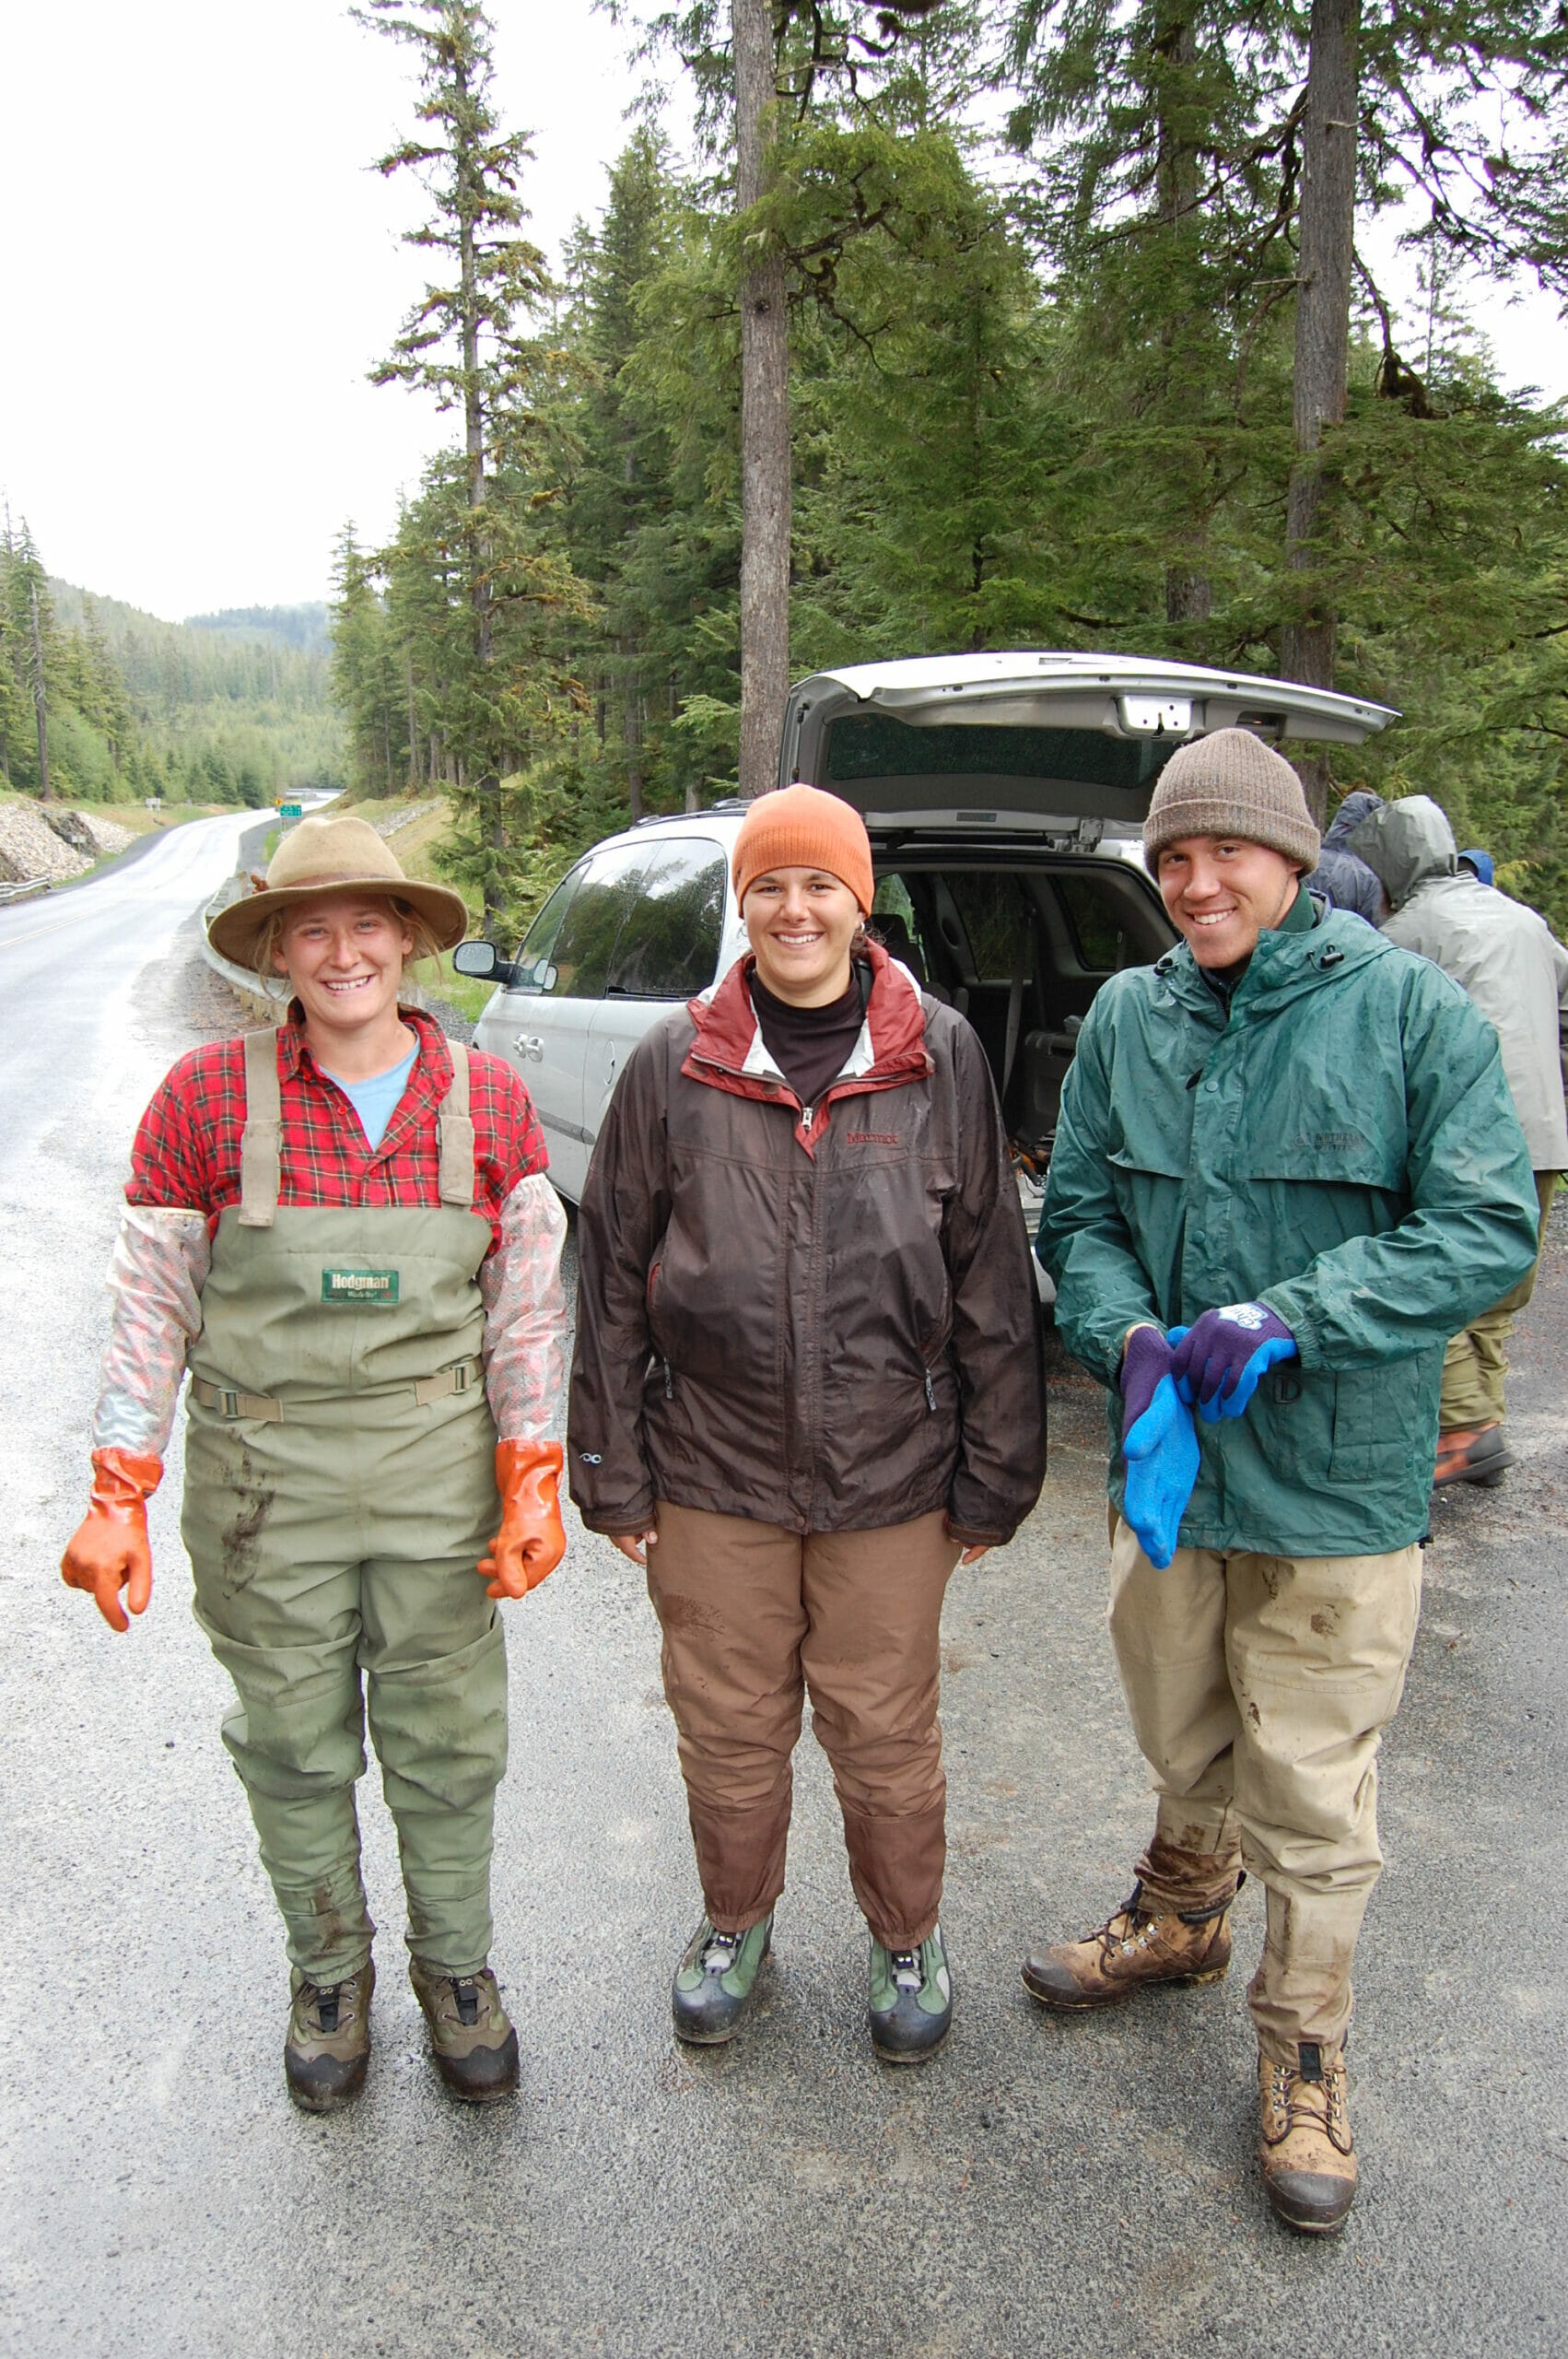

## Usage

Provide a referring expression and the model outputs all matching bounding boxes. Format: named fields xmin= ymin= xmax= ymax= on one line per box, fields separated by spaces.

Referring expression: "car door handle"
xmin=513 ymin=1033 xmax=544 ymax=1062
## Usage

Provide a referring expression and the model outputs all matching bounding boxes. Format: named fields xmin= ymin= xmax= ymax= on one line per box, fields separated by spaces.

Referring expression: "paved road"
xmin=2 ymin=838 xmax=1565 ymax=2356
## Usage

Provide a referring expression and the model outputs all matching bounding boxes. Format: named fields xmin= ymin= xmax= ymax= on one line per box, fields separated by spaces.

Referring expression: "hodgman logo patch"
xmin=322 ymin=1268 xmax=401 ymax=1308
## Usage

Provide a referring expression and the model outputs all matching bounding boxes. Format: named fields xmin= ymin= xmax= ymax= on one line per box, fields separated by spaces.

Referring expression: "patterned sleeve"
xmin=93 ymin=1207 xmax=212 ymax=1455
xmin=478 ymin=1175 xmax=569 ymax=1442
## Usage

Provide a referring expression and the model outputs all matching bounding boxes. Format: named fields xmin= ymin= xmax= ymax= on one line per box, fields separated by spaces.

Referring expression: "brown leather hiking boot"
xmin=1433 ymin=1424 xmax=1513 ymax=1487
xmin=1258 ymin=2043 xmax=1357 ymax=2234
xmin=284 ymin=1962 xmax=374 ymax=2113
xmin=1021 ymin=1882 xmax=1236 ymax=2011
xmin=409 ymin=1960 xmax=519 ymax=2104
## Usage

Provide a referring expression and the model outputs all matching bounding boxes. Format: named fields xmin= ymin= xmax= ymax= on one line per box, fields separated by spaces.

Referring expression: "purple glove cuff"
xmin=1120 ymin=1324 xmax=1176 ymax=1444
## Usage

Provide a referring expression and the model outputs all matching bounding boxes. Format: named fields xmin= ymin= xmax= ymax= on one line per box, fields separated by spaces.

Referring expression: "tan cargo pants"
xmin=647 ymin=1502 xmax=961 ymax=1948
xmin=1440 ymin=1170 xmax=1556 ymax=1431
xmin=1108 ymin=1513 xmax=1422 ymax=2060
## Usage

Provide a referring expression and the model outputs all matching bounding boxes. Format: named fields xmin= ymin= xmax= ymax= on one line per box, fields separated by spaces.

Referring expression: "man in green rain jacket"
xmin=1025 ymin=729 xmax=1538 ymax=2237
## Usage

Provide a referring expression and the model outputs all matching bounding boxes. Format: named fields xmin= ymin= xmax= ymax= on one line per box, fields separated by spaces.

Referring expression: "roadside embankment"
xmin=0 ymin=801 xmax=135 ymax=885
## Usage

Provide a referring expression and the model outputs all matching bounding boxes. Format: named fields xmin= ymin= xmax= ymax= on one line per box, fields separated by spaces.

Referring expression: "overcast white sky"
xmin=2 ymin=3 xmax=1563 ymax=624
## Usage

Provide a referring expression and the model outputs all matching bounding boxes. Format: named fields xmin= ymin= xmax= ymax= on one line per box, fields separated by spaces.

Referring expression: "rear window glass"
xmin=825 ymin=716 xmax=1176 ymax=792
xmin=1054 ymin=874 xmax=1129 ymax=971
xmin=943 ymin=873 xmax=1034 ymax=982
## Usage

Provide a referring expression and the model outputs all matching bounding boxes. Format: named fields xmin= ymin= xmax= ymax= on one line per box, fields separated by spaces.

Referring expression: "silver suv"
xmin=454 ymin=652 xmax=1394 ymax=1216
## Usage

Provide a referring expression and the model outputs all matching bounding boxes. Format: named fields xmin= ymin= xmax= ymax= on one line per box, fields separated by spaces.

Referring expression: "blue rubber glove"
xmin=1121 ymin=1374 xmax=1200 ymax=1570
xmin=1168 ymin=1303 xmax=1297 ymax=1425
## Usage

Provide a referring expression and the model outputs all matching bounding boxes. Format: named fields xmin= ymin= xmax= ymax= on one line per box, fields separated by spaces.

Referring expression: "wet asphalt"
xmin=2 ymin=814 xmax=1565 ymax=2357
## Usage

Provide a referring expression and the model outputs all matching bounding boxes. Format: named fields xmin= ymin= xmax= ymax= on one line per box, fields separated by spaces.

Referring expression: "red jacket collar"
xmin=684 ymin=942 xmax=931 ymax=1152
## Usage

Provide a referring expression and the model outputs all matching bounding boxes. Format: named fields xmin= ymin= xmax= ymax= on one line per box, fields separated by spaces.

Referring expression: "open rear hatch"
xmin=781 ymin=654 xmax=1399 ymax=1300
xmin=781 ymin=652 xmax=1397 ymax=832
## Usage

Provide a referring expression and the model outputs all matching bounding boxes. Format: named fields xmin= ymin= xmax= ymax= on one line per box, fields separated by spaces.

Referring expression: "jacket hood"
xmin=1322 ymin=789 xmax=1385 ymax=851
xmin=1350 ymin=794 xmax=1457 ymax=909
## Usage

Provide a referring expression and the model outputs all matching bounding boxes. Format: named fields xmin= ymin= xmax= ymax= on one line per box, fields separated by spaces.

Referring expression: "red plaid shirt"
xmin=127 ymin=1007 xmax=548 ymax=1249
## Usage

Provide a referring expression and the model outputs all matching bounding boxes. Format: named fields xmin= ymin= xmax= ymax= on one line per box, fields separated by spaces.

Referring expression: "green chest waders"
xmin=181 ymin=1028 xmax=508 ymax=1982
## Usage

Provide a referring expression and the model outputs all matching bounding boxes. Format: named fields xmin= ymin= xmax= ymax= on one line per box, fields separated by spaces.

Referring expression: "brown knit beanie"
xmin=732 ymin=783 xmax=875 ymax=914
xmin=1143 ymin=729 xmax=1320 ymax=870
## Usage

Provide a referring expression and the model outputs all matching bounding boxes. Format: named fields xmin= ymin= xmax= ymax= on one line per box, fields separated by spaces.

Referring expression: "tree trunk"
xmin=733 ymin=0 xmax=790 ymax=801
xmin=476 ymin=771 xmax=504 ymax=939
xmin=620 ymin=640 xmax=645 ymax=823
xmin=29 ymin=579 xmax=50 ymax=802
xmin=1281 ymin=0 xmax=1359 ymax=824
xmin=1164 ymin=567 xmax=1211 ymax=627
xmin=405 ymin=652 xmax=419 ymax=792
xmin=454 ymin=54 xmax=493 ymax=682
xmin=1156 ymin=9 xmax=1212 ymax=640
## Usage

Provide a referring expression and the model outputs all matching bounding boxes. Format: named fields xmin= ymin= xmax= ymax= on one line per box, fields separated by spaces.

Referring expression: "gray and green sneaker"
xmin=671 ymin=1913 xmax=773 ymax=2046
xmin=409 ymin=1960 xmax=520 ymax=2104
xmin=284 ymin=1961 xmax=375 ymax=2113
xmin=868 ymin=1926 xmax=954 ymax=2063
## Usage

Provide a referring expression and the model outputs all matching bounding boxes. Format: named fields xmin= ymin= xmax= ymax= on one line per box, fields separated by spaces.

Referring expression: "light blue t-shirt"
xmin=323 ymin=1044 xmax=417 ymax=1152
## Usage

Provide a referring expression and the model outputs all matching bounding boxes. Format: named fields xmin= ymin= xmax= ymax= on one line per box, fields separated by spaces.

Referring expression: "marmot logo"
xmin=847 ymin=1131 xmax=898 ymax=1144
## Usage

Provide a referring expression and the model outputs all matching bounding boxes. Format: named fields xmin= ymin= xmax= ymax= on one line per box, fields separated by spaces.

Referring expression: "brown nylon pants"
xmin=647 ymin=1502 xmax=961 ymax=1948
xmin=1108 ymin=1513 xmax=1423 ymax=2061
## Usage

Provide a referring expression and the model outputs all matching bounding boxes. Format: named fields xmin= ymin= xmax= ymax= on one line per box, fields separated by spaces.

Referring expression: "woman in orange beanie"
xmin=570 ymin=783 xmax=1045 ymax=2061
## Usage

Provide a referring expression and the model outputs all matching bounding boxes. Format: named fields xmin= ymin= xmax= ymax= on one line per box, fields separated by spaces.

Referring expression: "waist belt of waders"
xmin=189 ymin=1357 xmax=484 ymax=1424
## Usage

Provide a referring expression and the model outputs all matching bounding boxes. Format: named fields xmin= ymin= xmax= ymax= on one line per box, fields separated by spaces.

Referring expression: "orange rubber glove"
xmin=479 ymin=1440 xmax=567 ymax=1599
xmin=61 ymin=1449 xmax=163 ymax=1633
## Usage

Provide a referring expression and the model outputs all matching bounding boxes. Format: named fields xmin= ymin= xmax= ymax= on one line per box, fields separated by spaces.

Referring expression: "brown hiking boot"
xmin=1258 ymin=2043 xmax=1358 ymax=2235
xmin=284 ymin=1962 xmax=374 ymax=2113
xmin=1433 ymin=1424 xmax=1513 ymax=1487
xmin=409 ymin=1960 xmax=519 ymax=2104
xmin=1021 ymin=1881 xmax=1236 ymax=2011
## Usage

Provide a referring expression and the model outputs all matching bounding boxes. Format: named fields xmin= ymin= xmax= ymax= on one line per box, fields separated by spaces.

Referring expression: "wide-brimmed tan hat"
xmin=207 ymin=814 xmax=470 ymax=972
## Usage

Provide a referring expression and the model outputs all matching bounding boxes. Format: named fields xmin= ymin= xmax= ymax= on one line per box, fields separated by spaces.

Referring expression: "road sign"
xmin=278 ymin=803 xmax=303 ymax=820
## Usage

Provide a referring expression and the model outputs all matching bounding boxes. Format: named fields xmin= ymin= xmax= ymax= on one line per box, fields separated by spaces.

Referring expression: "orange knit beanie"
xmin=731 ymin=784 xmax=875 ymax=915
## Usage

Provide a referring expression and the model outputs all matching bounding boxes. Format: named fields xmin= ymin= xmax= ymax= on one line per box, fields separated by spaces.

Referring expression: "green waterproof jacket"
xmin=1039 ymin=899 xmax=1540 ymax=1555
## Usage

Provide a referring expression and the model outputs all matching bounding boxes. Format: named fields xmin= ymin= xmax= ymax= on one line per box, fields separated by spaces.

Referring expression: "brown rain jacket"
xmin=568 ymin=942 xmax=1046 ymax=1543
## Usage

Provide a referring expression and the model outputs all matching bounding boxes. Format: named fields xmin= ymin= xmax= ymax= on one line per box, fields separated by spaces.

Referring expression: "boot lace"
xmin=300 ymin=1980 xmax=344 ymax=2034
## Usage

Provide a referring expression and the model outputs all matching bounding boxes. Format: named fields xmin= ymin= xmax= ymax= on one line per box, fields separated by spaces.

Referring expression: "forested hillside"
xmin=316 ymin=1 xmax=1564 ymax=935
xmin=2 ymin=534 xmax=342 ymax=810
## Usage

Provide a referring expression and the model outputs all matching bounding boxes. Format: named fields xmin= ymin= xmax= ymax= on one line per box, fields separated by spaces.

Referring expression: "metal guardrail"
xmin=0 ymin=878 xmax=48 ymax=905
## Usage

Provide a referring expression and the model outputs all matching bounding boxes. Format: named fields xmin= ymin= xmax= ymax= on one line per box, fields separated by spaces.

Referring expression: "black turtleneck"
xmin=749 ymin=960 xmax=871 ymax=1109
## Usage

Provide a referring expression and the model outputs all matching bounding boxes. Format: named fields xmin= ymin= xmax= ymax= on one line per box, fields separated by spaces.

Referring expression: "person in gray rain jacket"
xmin=569 ymin=784 xmax=1045 ymax=2066
xmin=1352 ymin=793 xmax=1568 ymax=1485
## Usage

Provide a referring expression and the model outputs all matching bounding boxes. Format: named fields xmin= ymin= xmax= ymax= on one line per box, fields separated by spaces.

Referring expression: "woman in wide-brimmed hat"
xmin=63 ymin=815 xmax=569 ymax=2112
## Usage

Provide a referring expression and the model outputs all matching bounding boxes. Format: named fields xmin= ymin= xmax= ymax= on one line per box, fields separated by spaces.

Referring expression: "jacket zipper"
xmin=923 ymin=1368 xmax=937 ymax=1414
xmin=662 ymin=1357 xmax=674 ymax=1400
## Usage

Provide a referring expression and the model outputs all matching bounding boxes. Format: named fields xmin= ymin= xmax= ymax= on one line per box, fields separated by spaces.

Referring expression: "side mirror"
xmin=452 ymin=938 xmax=518 ymax=985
